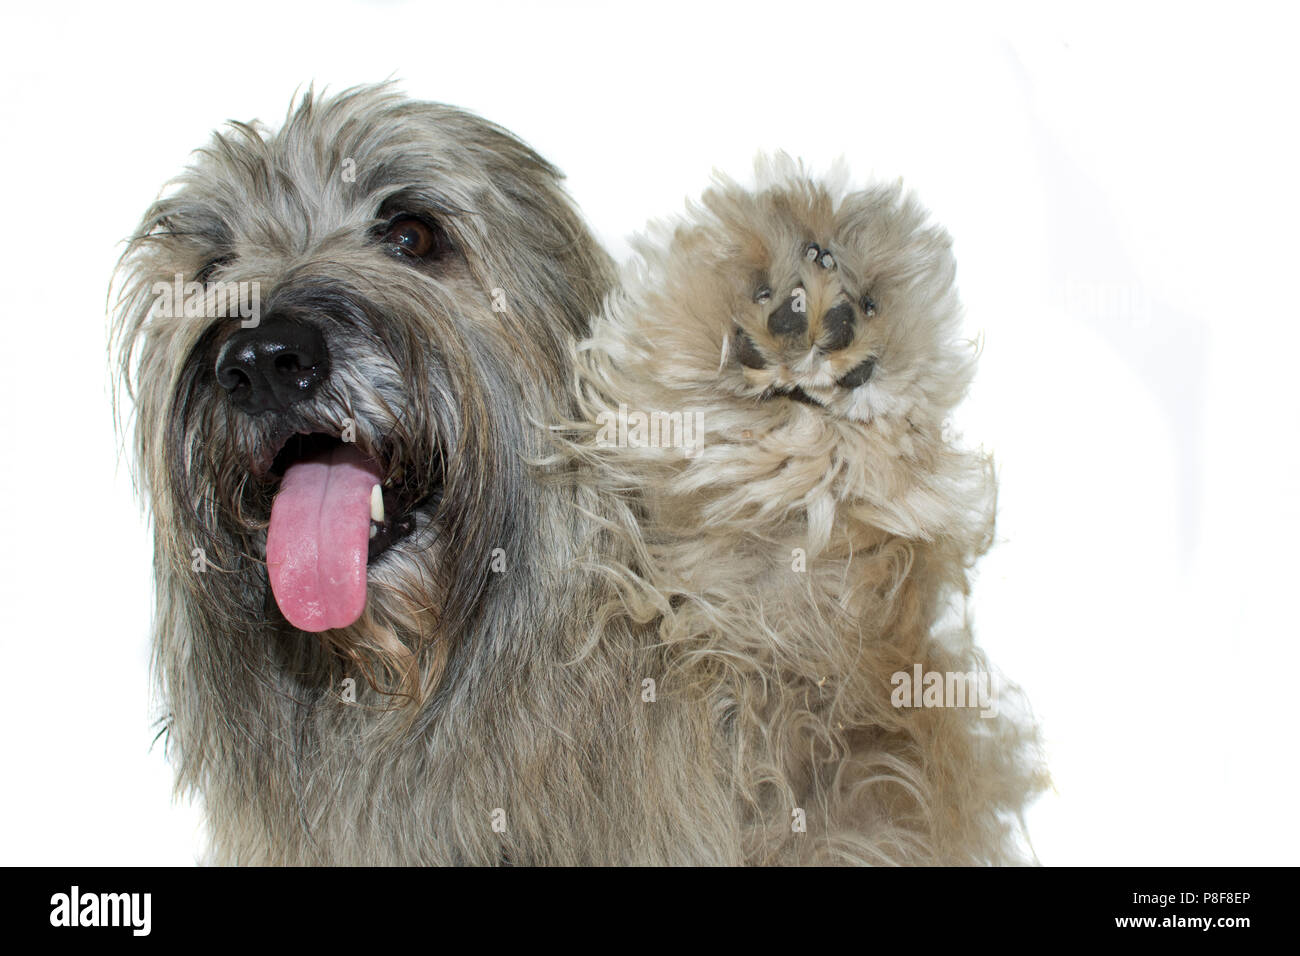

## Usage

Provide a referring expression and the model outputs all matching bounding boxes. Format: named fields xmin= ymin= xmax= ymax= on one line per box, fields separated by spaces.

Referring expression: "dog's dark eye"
xmin=860 ymin=293 xmax=877 ymax=318
xmin=196 ymin=256 xmax=232 ymax=283
xmin=380 ymin=215 xmax=450 ymax=262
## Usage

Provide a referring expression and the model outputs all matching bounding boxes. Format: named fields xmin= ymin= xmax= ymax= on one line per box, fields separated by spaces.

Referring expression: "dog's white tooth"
xmin=370 ymin=484 xmax=384 ymax=523
xmin=369 ymin=524 xmax=377 ymax=539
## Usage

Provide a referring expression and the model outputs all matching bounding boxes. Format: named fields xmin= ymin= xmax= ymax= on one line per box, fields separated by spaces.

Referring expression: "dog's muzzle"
xmin=215 ymin=314 xmax=382 ymax=632
xmin=215 ymin=316 xmax=330 ymax=414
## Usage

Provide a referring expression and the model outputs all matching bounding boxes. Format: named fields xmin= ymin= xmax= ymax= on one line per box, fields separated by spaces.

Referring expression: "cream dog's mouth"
xmin=761 ymin=384 xmax=826 ymax=407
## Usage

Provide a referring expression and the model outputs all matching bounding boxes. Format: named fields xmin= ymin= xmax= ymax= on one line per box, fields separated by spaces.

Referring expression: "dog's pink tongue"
xmin=267 ymin=443 xmax=382 ymax=633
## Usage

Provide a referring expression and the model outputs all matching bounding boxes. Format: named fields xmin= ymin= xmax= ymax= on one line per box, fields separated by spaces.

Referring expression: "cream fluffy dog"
xmin=566 ymin=158 xmax=1044 ymax=863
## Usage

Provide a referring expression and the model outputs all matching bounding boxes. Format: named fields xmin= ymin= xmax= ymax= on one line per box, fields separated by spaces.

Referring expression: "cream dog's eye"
xmin=195 ymin=256 xmax=232 ymax=283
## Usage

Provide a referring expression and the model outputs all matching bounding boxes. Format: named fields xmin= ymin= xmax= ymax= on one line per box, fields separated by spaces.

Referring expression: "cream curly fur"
xmin=562 ymin=157 xmax=1045 ymax=863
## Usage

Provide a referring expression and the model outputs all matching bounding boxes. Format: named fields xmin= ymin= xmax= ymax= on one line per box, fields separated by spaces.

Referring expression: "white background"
xmin=1 ymin=0 xmax=1296 ymax=865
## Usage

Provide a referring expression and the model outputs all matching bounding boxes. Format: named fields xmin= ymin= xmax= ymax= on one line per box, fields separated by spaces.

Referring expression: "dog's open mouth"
xmin=262 ymin=431 xmax=440 ymax=633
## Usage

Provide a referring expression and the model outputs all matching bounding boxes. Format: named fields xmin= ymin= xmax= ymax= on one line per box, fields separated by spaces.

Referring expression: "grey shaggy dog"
xmin=111 ymin=84 xmax=1045 ymax=865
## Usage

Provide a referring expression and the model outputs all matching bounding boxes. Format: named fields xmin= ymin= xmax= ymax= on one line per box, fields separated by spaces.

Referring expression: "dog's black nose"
xmin=215 ymin=317 xmax=329 ymax=414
